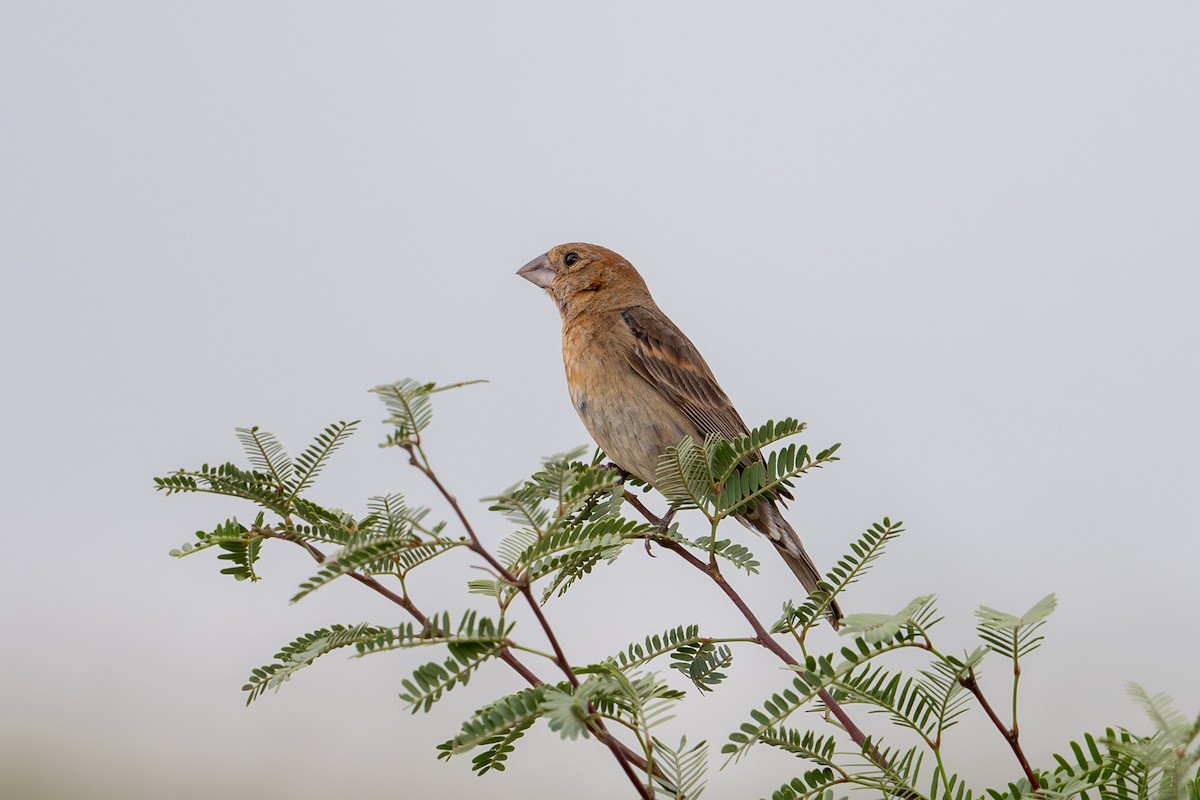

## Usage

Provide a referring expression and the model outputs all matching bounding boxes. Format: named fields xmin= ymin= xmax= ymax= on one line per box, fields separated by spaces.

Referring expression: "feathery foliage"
xmin=400 ymin=639 xmax=508 ymax=713
xmin=236 ymin=426 xmax=294 ymax=486
xmin=651 ymin=737 xmax=709 ymax=800
xmin=469 ymin=716 xmax=537 ymax=776
xmin=975 ymin=594 xmax=1056 ymax=662
xmin=773 ymin=518 xmax=904 ymax=640
xmin=373 ymin=379 xmax=485 ymax=448
xmin=354 ymin=610 xmax=513 ymax=657
xmin=289 ymin=420 xmax=358 ymax=499
xmin=591 ymin=668 xmax=686 ymax=737
xmin=170 ymin=515 xmax=264 ymax=581
xmin=601 ymin=625 xmax=711 ymax=673
xmin=486 ymin=451 xmax=657 ymax=601
xmin=438 ymin=687 xmax=550 ymax=762
xmin=653 ymin=420 xmax=840 ymax=522
xmin=690 ymin=536 xmax=761 ymax=574
xmin=243 ymin=623 xmax=387 ymax=704
xmin=292 ymin=536 xmax=466 ymax=602
xmin=157 ymin=377 xmax=1199 ymax=800
xmin=669 ymin=642 xmax=733 ymax=694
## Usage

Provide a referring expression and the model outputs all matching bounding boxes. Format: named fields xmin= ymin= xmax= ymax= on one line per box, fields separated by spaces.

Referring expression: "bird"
xmin=517 ymin=242 xmax=843 ymax=628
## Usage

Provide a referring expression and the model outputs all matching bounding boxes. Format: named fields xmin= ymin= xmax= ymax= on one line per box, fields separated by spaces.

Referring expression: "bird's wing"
xmin=619 ymin=305 xmax=795 ymax=504
xmin=618 ymin=305 xmax=751 ymax=444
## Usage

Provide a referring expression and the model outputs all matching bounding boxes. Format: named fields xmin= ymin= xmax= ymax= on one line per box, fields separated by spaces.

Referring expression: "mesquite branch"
xmin=623 ymin=492 xmax=1044 ymax=790
xmin=162 ymin=385 xmax=1186 ymax=799
xmin=255 ymin=525 xmax=654 ymax=793
xmin=962 ymin=668 xmax=1040 ymax=789
xmin=620 ymin=492 xmax=885 ymax=768
xmin=402 ymin=444 xmax=654 ymax=799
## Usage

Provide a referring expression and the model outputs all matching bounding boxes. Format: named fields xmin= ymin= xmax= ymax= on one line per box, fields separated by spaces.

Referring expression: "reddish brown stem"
xmin=402 ymin=446 xmax=519 ymax=581
xmin=962 ymin=669 xmax=1040 ymax=789
xmin=622 ymin=493 xmax=886 ymax=768
xmin=264 ymin=527 xmax=656 ymax=788
xmin=520 ymin=586 xmax=580 ymax=688
xmin=261 ymin=528 xmax=431 ymax=622
xmin=405 ymin=448 xmax=652 ymax=799
xmin=404 ymin=447 xmax=582 ymax=686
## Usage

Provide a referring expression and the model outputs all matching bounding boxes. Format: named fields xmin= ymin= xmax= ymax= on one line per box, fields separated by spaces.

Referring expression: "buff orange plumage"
xmin=518 ymin=243 xmax=843 ymax=628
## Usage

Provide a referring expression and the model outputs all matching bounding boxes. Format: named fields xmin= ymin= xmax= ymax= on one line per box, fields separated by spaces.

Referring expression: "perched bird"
xmin=517 ymin=242 xmax=843 ymax=628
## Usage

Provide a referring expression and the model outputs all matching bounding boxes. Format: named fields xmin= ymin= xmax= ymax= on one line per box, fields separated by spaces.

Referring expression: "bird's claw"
xmin=604 ymin=462 xmax=631 ymax=482
xmin=658 ymin=507 xmax=676 ymax=531
xmin=644 ymin=506 xmax=676 ymax=557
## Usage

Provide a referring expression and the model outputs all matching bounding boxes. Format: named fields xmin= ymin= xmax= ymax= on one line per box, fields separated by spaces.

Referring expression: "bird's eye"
xmin=564 ymin=251 xmax=579 ymax=267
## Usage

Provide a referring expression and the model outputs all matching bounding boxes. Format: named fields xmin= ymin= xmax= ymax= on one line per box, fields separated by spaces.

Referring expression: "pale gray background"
xmin=2 ymin=3 xmax=1197 ymax=799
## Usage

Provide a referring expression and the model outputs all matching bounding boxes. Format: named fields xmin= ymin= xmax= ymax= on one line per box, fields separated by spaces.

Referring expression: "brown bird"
xmin=517 ymin=242 xmax=843 ymax=628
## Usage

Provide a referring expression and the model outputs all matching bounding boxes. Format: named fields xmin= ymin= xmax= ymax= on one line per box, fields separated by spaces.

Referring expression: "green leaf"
xmin=438 ymin=687 xmax=548 ymax=759
xmin=542 ymin=682 xmax=599 ymax=740
xmin=470 ymin=716 xmax=536 ymax=776
xmin=372 ymin=378 xmax=485 ymax=447
xmin=839 ymin=595 xmax=935 ymax=645
xmin=711 ymin=418 xmax=807 ymax=487
xmin=773 ymin=518 xmax=905 ymax=639
xmin=601 ymin=625 xmax=708 ymax=672
xmin=235 ymin=426 xmax=294 ymax=487
xmin=692 ymin=537 xmax=761 ymax=575
xmin=726 ymin=628 xmax=926 ymax=763
xmin=242 ymin=623 xmax=387 ymax=704
xmin=1126 ymin=683 xmax=1193 ymax=743
xmin=976 ymin=594 xmax=1057 ymax=630
xmin=1044 ymin=728 xmax=1157 ymax=798
xmin=652 ymin=736 xmax=709 ymax=800
xmin=388 ymin=614 xmax=511 ymax=714
xmin=353 ymin=610 xmax=513 ymax=658
xmin=756 ymin=726 xmax=839 ymax=767
xmin=975 ymin=594 xmax=1056 ymax=661
xmin=489 ymin=452 xmax=631 ymax=546
xmin=655 ymin=436 xmax=713 ymax=512
xmin=827 ymin=663 xmax=940 ymax=742
xmin=670 ymin=642 xmax=733 ymax=693
xmin=170 ymin=517 xmax=264 ymax=582
xmin=288 ymin=420 xmax=358 ymax=500
xmin=155 ymin=462 xmax=292 ymax=515
xmin=400 ymin=639 xmax=507 ymax=713
xmin=292 ymin=536 xmax=466 ymax=602
xmin=590 ymin=668 xmax=685 ymax=735
xmin=724 ymin=675 xmax=823 ymax=762
xmin=504 ymin=517 xmax=654 ymax=600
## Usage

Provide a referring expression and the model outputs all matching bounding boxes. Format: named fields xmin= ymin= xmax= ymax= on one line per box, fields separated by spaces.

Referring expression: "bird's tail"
xmin=737 ymin=500 xmax=844 ymax=629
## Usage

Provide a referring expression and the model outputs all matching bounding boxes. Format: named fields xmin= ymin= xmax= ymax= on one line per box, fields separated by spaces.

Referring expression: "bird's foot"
xmin=642 ymin=507 xmax=675 ymax=557
xmin=603 ymin=461 xmax=631 ymax=482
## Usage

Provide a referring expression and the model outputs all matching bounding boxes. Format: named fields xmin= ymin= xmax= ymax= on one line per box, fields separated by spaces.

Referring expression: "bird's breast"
xmin=562 ymin=319 xmax=695 ymax=483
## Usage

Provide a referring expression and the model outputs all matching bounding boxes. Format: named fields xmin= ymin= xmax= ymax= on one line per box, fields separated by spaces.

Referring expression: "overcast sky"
xmin=2 ymin=3 xmax=1198 ymax=799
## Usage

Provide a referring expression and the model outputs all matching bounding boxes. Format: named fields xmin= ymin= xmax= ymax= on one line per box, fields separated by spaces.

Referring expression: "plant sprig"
xmin=156 ymin=378 xmax=1200 ymax=800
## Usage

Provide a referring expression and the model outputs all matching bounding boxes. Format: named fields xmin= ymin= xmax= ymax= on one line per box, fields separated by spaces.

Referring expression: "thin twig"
xmin=622 ymin=493 xmax=887 ymax=769
xmin=402 ymin=444 xmax=585 ymax=686
xmin=1012 ymin=634 xmax=1023 ymax=741
xmin=520 ymin=586 xmax=579 ymax=688
xmin=401 ymin=445 xmax=520 ymax=584
xmin=404 ymin=447 xmax=653 ymax=799
xmin=256 ymin=527 xmax=428 ymax=621
xmin=258 ymin=526 xmax=657 ymax=784
xmin=962 ymin=668 xmax=1040 ymax=789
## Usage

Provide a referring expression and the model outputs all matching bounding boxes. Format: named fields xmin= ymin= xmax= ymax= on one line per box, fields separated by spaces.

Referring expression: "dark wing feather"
xmin=619 ymin=306 xmax=750 ymax=443
xmin=619 ymin=305 xmax=794 ymax=503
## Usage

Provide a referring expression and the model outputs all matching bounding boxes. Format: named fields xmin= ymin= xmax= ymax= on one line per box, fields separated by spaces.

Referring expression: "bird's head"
xmin=517 ymin=243 xmax=650 ymax=318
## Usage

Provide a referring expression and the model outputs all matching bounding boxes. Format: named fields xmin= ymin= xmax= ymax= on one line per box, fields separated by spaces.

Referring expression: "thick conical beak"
xmin=516 ymin=253 xmax=556 ymax=288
